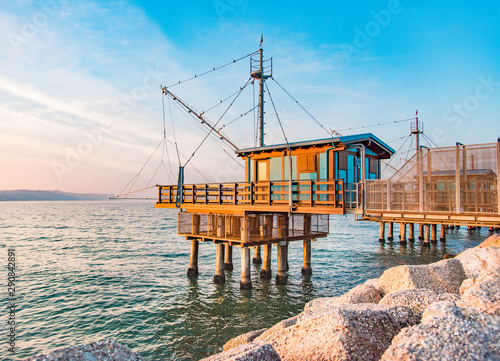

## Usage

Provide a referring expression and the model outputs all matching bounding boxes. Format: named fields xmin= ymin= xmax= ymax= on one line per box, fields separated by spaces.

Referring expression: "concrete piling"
xmin=408 ymin=223 xmax=415 ymax=242
xmin=388 ymin=222 xmax=394 ymax=241
xmin=224 ymin=244 xmax=233 ymax=270
xmin=419 ymin=224 xmax=424 ymax=241
xmin=260 ymin=244 xmax=272 ymax=279
xmin=213 ymin=243 xmax=225 ymax=284
xmin=423 ymin=224 xmax=431 ymax=246
xmin=379 ymin=222 xmax=385 ymax=242
xmin=253 ymin=245 xmax=262 ymax=264
xmin=399 ymin=223 xmax=407 ymax=244
xmin=276 ymin=241 xmax=288 ymax=285
xmin=240 ymin=247 xmax=252 ymax=289
xmin=187 ymin=239 xmax=199 ymax=277
xmin=431 ymin=224 xmax=437 ymax=243
xmin=301 ymin=239 xmax=312 ymax=275
xmin=440 ymin=225 xmax=446 ymax=243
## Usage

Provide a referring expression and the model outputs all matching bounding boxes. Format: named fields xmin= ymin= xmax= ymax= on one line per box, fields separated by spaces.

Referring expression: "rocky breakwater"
xmin=204 ymin=234 xmax=500 ymax=361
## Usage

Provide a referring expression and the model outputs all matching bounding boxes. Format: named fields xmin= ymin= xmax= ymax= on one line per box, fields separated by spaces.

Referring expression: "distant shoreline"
xmin=0 ymin=190 xmax=114 ymax=202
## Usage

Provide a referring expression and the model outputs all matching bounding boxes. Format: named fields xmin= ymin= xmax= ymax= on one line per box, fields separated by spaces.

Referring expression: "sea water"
xmin=0 ymin=200 xmax=488 ymax=360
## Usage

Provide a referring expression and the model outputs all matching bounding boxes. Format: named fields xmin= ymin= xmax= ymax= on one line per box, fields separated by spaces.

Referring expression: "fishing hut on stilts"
xmin=155 ymin=42 xmax=395 ymax=289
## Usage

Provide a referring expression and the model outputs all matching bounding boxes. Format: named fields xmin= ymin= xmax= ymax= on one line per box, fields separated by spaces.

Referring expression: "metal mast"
xmin=251 ymin=38 xmax=272 ymax=147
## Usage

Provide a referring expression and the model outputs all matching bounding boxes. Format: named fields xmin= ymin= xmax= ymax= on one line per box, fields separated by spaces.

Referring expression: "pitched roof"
xmin=236 ymin=133 xmax=395 ymax=158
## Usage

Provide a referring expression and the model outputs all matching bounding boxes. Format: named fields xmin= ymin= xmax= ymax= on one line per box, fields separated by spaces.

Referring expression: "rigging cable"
xmin=167 ymin=95 xmax=182 ymax=166
xmin=117 ymin=138 xmax=165 ymax=198
xmin=161 ymin=92 xmax=174 ymax=184
xmin=166 ymin=93 xmax=244 ymax=168
xmin=271 ymin=77 xmax=332 ymax=138
xmin=164 ymin=51 xmax=259 ymax=89
xmin=334 ymin=117 xmax=416 ymax=133
xmin=183 ymin=78 xmax=252 ymax=167
xmin=381 ymin=134 xmax=412 ymax=175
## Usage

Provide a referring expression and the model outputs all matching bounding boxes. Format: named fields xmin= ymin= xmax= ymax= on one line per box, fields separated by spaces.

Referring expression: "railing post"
xmin=497 ymin=141 xmax=500 ymax=214
xmin=158 ymin=186 xmax=162 ymax=204
xmin=268 ymin=181 xmax=272 ymax=206
xmin=205 ymin=184 xmax=208 ymax=204
xmin=250 ymin=183 xmax=254 ymax=205
xmin=219 ymin=184 xmax=222 ymax=205
xmin=234 ymin=183 xmax=238 ymax=205
xmin=386 ymin=179 xmax=391 ymax=211
xmin=310 ymin=180 xmax=314 ymax=207
xmin=455 ymin=145 xmax=461 ymax=213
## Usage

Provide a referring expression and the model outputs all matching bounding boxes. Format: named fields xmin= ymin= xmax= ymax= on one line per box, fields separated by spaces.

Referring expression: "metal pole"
xmin=258 ymin=49 xmax=265 ymax=147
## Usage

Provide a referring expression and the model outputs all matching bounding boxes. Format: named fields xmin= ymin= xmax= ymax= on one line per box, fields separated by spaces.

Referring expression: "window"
xmin=297 ymin=154 xmax=317 ymax=173
xmin=338 ymin=152 xmax=348 ymax=170
xmin=256 ymin=160 xmax=268 ymax=181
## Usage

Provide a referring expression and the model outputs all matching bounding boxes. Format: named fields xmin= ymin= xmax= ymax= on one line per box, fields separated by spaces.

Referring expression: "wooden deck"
xmin=155 ymin=179 xmax=346 ymax=215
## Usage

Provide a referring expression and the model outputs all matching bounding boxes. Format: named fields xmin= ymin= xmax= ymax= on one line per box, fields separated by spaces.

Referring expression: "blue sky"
xmin=0 ymin=0 xmax=498 ymax=194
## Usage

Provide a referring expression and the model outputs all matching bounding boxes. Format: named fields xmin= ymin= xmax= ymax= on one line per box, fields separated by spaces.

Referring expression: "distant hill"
xmin=0 ymin=190 xmax=114 ymax=201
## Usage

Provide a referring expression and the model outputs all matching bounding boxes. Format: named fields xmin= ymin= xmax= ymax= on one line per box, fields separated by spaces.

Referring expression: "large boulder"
xmin=459 ymin=271 xmax=500 ymax=316
xmin=381 ymin=302 xmax=500 ymax=361
xmin=478 ymin=234 xmax=500 ymax=248
xmin=379 ymin=258 xmax=466 ymax=294
xmin=304 ymin=284 xmax=382 ymax=312
xmin=201 ymin=343 xmax=280 ymax=361
xmin=254 ymin=303 xmax=418 ymax=361
xmin=223 ymin=328 xmax=267 ymax=351
xmin=255 ymin=316 xmax=298 ymax=341
xmin=380 ymin=289 xmax=460 ymax=317
xmin=27 ymin=340 xmax=142 ymax=361
xmin=456 ymin=247 xmax=500 ymax=278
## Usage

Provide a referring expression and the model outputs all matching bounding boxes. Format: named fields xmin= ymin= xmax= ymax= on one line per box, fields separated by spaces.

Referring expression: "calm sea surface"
xmin=0 ymin=200 xmax=490 ymax=360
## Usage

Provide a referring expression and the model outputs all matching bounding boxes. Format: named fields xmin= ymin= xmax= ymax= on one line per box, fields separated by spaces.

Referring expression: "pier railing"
xmin=364 ymin=142 xmax=500 ymax=215
xmin=157 ymin=179 xmax=345 ymax=211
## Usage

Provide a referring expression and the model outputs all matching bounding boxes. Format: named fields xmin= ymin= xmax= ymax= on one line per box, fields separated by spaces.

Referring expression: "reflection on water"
xmin=0 ymin=201 xmax=493 ymax=360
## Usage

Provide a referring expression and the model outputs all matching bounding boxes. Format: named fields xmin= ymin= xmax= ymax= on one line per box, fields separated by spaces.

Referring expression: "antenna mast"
xmin=411 ymin=110 xmax=423 ymax=152
xmin=251 ymin=36 xmax=272 ymax=147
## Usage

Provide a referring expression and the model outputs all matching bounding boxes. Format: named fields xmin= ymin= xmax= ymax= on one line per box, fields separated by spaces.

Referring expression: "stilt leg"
xmin=301 ymin=239 xmax=313 ymax=275
xmin=260 ymin=244 xmax=272 ymax=279
xmin=213 ymin=243 xmax=225 ymax=284
xmin=379 ymin=222 xmax=385 ymax=243
xmin=240 ymin=247 xmax=252 ymax=289
xmin=224 ymin=244 xmax=233 ymax=270
xmin=187 ymin=239 xmax=199 ymax=277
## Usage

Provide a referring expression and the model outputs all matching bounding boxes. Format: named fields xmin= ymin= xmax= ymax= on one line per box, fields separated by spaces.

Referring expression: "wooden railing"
xmin=157 ymin=179 xmax=345 ymax=209
xmin=364 ymin=179 xmax=498 ymax=214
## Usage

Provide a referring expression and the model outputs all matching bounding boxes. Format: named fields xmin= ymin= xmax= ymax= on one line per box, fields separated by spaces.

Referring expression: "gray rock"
xmin=379 ymin=258 xmax=466 ymax=294
xmin=255 ymin=316 xmax=298 ymax=341
xmin=380 ymin=289 xmax=460 ymax=317
xmin=456 ymin=247 xmax=500 ymax=279
xmin=223 ymin=328 xmax=267 ymax=351
xmin=254 ymin=303 xmax=419 ymax=361
xmin=382 ymin=302 xmax=500 ymax=361
xmin=304 ymin=284 xmax=382 ymax=312
xmin=27 ymin=340 xmax=142 ymax=361
xmin=459 ymin=271 xmax=500 ymax=316
xmin=201 ymin=343 xmax=280 ymax=361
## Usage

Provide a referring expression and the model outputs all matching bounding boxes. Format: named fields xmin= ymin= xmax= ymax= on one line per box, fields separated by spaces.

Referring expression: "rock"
xmin=223 ymin=328 xmax=267 ymax=351
xmin=459 ymin=272 xmax=500 ymax=316
xmin=380 ymin=289 xmax=460 ymax=317
xmin=201 ymin=343 xmax=280 ymax=361
xmin=27 ymin=340 xmax=142 ymax=361
xmin=254 ymin=303 xmax=419 ymax=361
xmin=254 ymin=316 xmax=298 ymax=341
xmin=304 ymin=284 xmax=382 ymax=312
xmin=478 ymin=234 xmax=500 ymax=248
xmin=381 ymin=302 xmax=500 ymax=361
xmin=379 ymin=258 xmax=466 ymax=294
xmin=363 ymin=278 xmax=384 ymax=296
xmin=456 ymin=247 xmax=500 ymax=278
